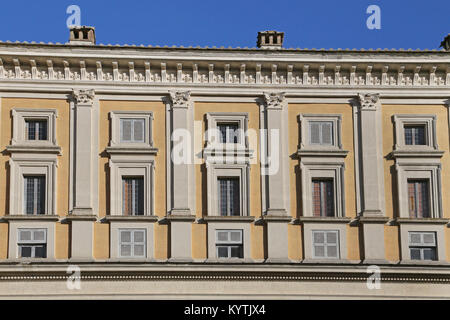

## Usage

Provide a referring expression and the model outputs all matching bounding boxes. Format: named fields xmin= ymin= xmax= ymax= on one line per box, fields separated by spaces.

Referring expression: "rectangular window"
xmin=24 ymin=175 xmax=45 ymax=215
xmin=18 ymin=229 xmax=47 ymax=258
xmin=120 ymin=118 xmax=145 ymax=143
xmin=216 ymin=229 xmax=243 ymax=259
xmin=25 ymin=120 xmax=48 ymax=141
xmin=312 ymin=179 xmax=334 ymax=217
xmin=122 ymin=177 xmax=144 ymax=216
xmin=312 ymin=230 xmax=339 ymax=259
xmin=409 ymin=232 xmax=437 ymax=261
xmin=309 ymin=121 xmax=333 ymax=146
xmin=218 ymin=178 xmax=240 ymax=216
xmin=218 ymin=123 xmax=239 ymax=144
xmin=404 ymin=125 xmax=426 ymax=145
xmin=408 ymin=180 xmax=430 ymax=218
xmin=119 ymin=229 xmax=146 ymax=258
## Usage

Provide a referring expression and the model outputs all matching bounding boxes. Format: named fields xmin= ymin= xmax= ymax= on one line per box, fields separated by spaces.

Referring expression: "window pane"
xmin=24 ymin=176 xmax=45 ymax=215
xmin=410 ymin=248 xmax=421 ymax=260
xmin=33 ymin=230 xmax=46 ymax=241
xmin=218 ymin=178 xmax=240 ymax=216
xmin=422 ymin=233 xmax=435 ymax=245
xmin=423 ymin=248 xmax=436 ymax=261
xmin=133 ymin=231 xmax=145 ymax=243
xmin=231 ymin=179 xmax=240 ymax=216
xmin=408 ymin=180 xmax=430 ymax=218
xmin=326 ymin=232 xmax=337 ymax=244
xmin=217 ymin=231 xmax=229 ymax=242
xmin=321 ymin=122 xmax=333 ymax=145
xmin=409 ymin=233 xmax=421 ymax=245
xmin=218 ymin=123 xmax=239 ymax=143
xmin=217 ymin=246 xmax=229 ymax=258
xmin=120 ymin=231 xmax=131 ymax=243
xmin=327 ymin=245 xmax=338 ymax=258
xmin=404 ymin=126 xmax=413 ymax=145
xmin=230 ymin=246 xmax=243 ymax=258
xmin=121 ymin=245 xmax=132 ymax=257
xmin=122 ymin=177 xmax=144 ymax=215
xmin=34 ymin=245 xmax=47 ymax=258
xmin=19 ymin=230 xmax=32 ymax=241
xmin=314 ymin=245 xmax=325 ymax=257
xmin=134 ymin=245 xmax=145 ymax=257
xmin=230 ymin=231 xmax=242 ymax=243
xmin=310 ymin=122 xmax=321 ymax=144
xmin=26 ymin=120 xmax=48 ymax=141
xmin=133 ymin=119 xmax=145 ymax=142
xmin=121 ymin=119 xmax=132 ymax=142
xmin=313 ymin=232 xmax=324 ymax=244
xmin=20 ymin=246 xmax=32 ymax=258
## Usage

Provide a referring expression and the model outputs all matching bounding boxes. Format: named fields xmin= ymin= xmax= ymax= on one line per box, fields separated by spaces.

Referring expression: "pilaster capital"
xmin=169 ymin=90 xmax=192 ymax=109
xmin=263 ymin=92 xmax=286 ymax=110
xmin=72 ymin=89 xmax=95 ymax=105
xmin=357 ymin=93 xmax=380 ymax=110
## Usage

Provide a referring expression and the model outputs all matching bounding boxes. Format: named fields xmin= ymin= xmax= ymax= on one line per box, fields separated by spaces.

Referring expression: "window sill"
xmin=396 ymin=218 xmax=449 ymax=225
xmin=296 ymin=148 xmax=348 ymax=158
xmin=63 ymin=215 xmax=98 ymax=222
xmin=1 ymin=215 xmax=59 ymax=221
xmin=203 ymin=216 xmax=256 ymax=223
xmin=106 ymin=146 xmax=158 ymax=155
xmin=390 ymin=149 xmax=444 ymax=158
xmin=399 ymin=260 xmax=450 ymax=266
xmin=302 ymin=259 xmax=359 ymax=265
xmin=102 ymin=215 xmax=159 ymax=222
xmin=203 ymin=147 xmax=254 ymax=158
xmin=293 ymin=217 xmax=351 ymax=224
xmin=6 ymin=144 xmax=61 ymax=154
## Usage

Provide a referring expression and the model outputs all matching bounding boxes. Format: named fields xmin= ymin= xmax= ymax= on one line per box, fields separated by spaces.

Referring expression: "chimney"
xmin=69 ymin=26 xmax=96 ymax=45
xmin=257 ymin=31 xmax=284 ymax=49
xmin=440 ymin=34 xmax=450 ymax=51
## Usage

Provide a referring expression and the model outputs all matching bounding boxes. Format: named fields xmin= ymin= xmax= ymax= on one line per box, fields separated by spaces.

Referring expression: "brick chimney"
xmin=257 ymin=31 xmax=284 ymax=49
xmin=69 ymin=26 xmax=96 ymax=45
xmin=440 ymin=34 xmax=450 ymax=51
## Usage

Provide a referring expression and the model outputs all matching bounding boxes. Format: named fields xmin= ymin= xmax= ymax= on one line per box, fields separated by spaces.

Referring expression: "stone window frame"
xmin=109 ymin=111 xmax=154 ymax=149
xmin=300 ymin=161 xmax=345 ymax=218
xmin=298 ymin=114 xmax=343 ymax=151
xmin=205 ymin=112 xmax=249 ymax=151
xmin=109 ymin=160 xmax=155 ymax=216
xmin=11 ymin=108 xmax=58 ymax=147
xmin=392 ymin=114 xmax=438 ymax=151
xmin=302 ymin=223 xmax=347 ymax=262
xmin=9 ymin=159 xmax=57 ymax=216
xmin=207 ymin=222 xmax=251 ymax=261
xmin=399 ymin=223 xmax=446 ymax=263
xmin=395 ymin=163 xmax=442 ymax=219
xmin=206 ymin=162 xmax=250 ymax=217
xmin=109 ymin=222 xmax=155 ymax=260
xmin=8 ymin=221 xmax=55 ymax=260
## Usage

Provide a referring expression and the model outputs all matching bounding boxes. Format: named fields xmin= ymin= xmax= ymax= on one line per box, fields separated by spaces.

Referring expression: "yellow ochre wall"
xmin=193 ymin=102 xmax=263 ymax=260
xmin=0 ymin=98 xmax=70 ymax=259
xmin=382 ymin=105 xmax=450 ymax=261
xmin=97 ymin=100 xmax=167 ymax=259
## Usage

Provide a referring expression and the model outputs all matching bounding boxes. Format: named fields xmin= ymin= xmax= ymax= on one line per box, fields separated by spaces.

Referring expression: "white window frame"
xmin=8 ymin=221 xmax=55 ymax=260
xmin=118 ymin=228 xmax=147 ymax=258
xmin=311 ymin=230 xmax=340 ymax=259
xmin=399 ymin=224 xmax=446 ymax=263
xmin=395 ymin=163 xmax=442 ymax=219
xmin=393 ymin=115 xmax=438 ymax=151
xmin=206 ymin=163 xmax=249 ymax=217
xmin=215 ymin=229 xmax=243 ymax=259
xmin=120 ymin=118 xmax=146 ymax=143
xmin=109 ymin=111 xmax=154 ymax=148
xmin=300 ymin=161 xmax=345 ymax=218
xmin=17 ymin=228 xmax=47 ymax=258
xmin=11 ymin=108 xmax=57 ymax=147
xmin=207 ymin=223 xmax=251 ymax=260
xmin=110 ymin=222 xmax=154 ymax=260
xmin=109 ymin=162 xmax=155 ymax=216
xmin=303 ymin=223 xmax=347 ymax=261
xmin=298 ymin=114 xmax=342 ymax=150
xmin=205 ymin=112 xmax=249 ymax=151
xmin=9 ymin=159 xmax=57 ymax=216
xmin=408 ymin=231 xmax=437 ymax=261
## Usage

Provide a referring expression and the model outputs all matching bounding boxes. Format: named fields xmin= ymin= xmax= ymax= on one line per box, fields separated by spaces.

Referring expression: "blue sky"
xmin=1 ymin=0 xmax=448 ymax=50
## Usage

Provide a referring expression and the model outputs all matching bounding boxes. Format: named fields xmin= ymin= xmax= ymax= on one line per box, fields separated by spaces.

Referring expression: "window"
xmin=218 ymin=178 xmax=240 ymax=216
xmin=25 ymin=120 xmax=48 ymax=141
xmin=24 ymin=175 xmax=45 ymax=215
xmin=119 ymin=229 xmax=146 ymax=258
xmin=312 ymin=230 xmax=339 ymax=259
xmin=217 ymin=123 xmax=239 ymax=144
xmin=312 ymin=179 xmax=334 ymax=217
xmin=309 ymin=121 xmax=333 ymax=146
xmin=18 ymin=228 xmax=47 ymax=258
xmin=216 ymin=229 xmax=243 ymax=259
xmin=409 ymin=232 xmax=437 ymax=261
xmin=120 ymin=118 xmax=145 ymax=143
xmin=122 ymin=177 xmax=144 ymax=216
xmin=408 ymin=180 xmax=430 ymax=218
xmin=404 ymin=125 xmax=426 ymax=145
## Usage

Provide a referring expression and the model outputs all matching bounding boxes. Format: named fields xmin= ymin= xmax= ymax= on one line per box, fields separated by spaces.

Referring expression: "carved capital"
xmin=263 ymin=92 xmax=286 ymax=110
xmin=72 ymin=89 xmax=95 ymax=105
xmin=357 ymin=93 xmax=380 ymax=110
xmin=169 ymin=90 xmax=191 ymax=109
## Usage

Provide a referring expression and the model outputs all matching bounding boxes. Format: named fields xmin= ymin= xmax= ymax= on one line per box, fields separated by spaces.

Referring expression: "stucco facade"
xmin=0 ymin=28 xmax=449 ymax=298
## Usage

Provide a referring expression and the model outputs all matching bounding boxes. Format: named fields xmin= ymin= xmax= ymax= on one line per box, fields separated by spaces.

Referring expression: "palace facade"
xmin=0 ymin=27 xmax=449 ymax=298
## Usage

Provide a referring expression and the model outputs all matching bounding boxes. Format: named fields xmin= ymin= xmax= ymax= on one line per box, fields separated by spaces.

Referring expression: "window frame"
xmin=298 ymin=114 xmax=342 ymax=150
xmin=392 ymin=115 xmax=438 ymax=151
xmin=10 ymin=108 xmax=57 ymax=147
xmin=404 ymin=124 xmax=426 ymax=146
xmin=118 ymin=228 xmax=147 ymax=258
xmin=23 ymin=175 xmax=46 ymax=215
xmin=408 ymin=231 xmax=437 ymax=261
xmin=205 ymin=112 xmax=249 ymax=151
xmin=217 ymin=177 xmax=241 ymax=216
xmin=122 ymin=176 xmax=145 ymax=216
xmin=25 ymin=119 xmax=48 ymax=141
xmin=311 ymin=179 xmax=335 ymax=217
xmin=309 ymin=121 xmax=334 ymax=146
xmin=215 ymin=229 xmax=244 ymax=259
xmin=311 ymin=230 xmax=340 ymax=259
xmin=109 ymin=111 xmax=154 ymax=148
xmin=120 ymin=118 xmax=146 ymax=143
xmin=407 ymin=179 xmax=431 ymax=218
xmin=17 ymin=228 xmax=47 ymax=259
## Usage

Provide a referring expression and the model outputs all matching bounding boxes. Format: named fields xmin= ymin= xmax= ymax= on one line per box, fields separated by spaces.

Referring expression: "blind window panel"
xmin=409 ymin=232 xmax=437 ymax=261
xmin=404 ymin=125 xmax=426 ymax=145
xmin=309 ymin=121 xmax=333 ymax=146
xmin=408 ymin=180 xmax=430 ymax=218
xmin=218 ymin=123 xmax=239 ymax=143
xmin=18 ymin=229 xmax=47 ymax=258
xmin=26 ymin=120 xmax=48 ymax=141
xmin=24 ymin=176 xmax=46 ymax=215
xmin=120 ymin=119 xmax=145 ymax=143
xmin=312 ymin=180 xmax=335 ymax=217
xmin=122 ymin=177 xmax=144 ymax=216
xmin=312 ymin=230 xmax=339 ymax=259
xmin=216 ymin=230 xmax=243 ymax=259
xmin=218 ymin=178 xmax=240 ymax=216
xmin=119 ymin=229 xmax=146 ymax=258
